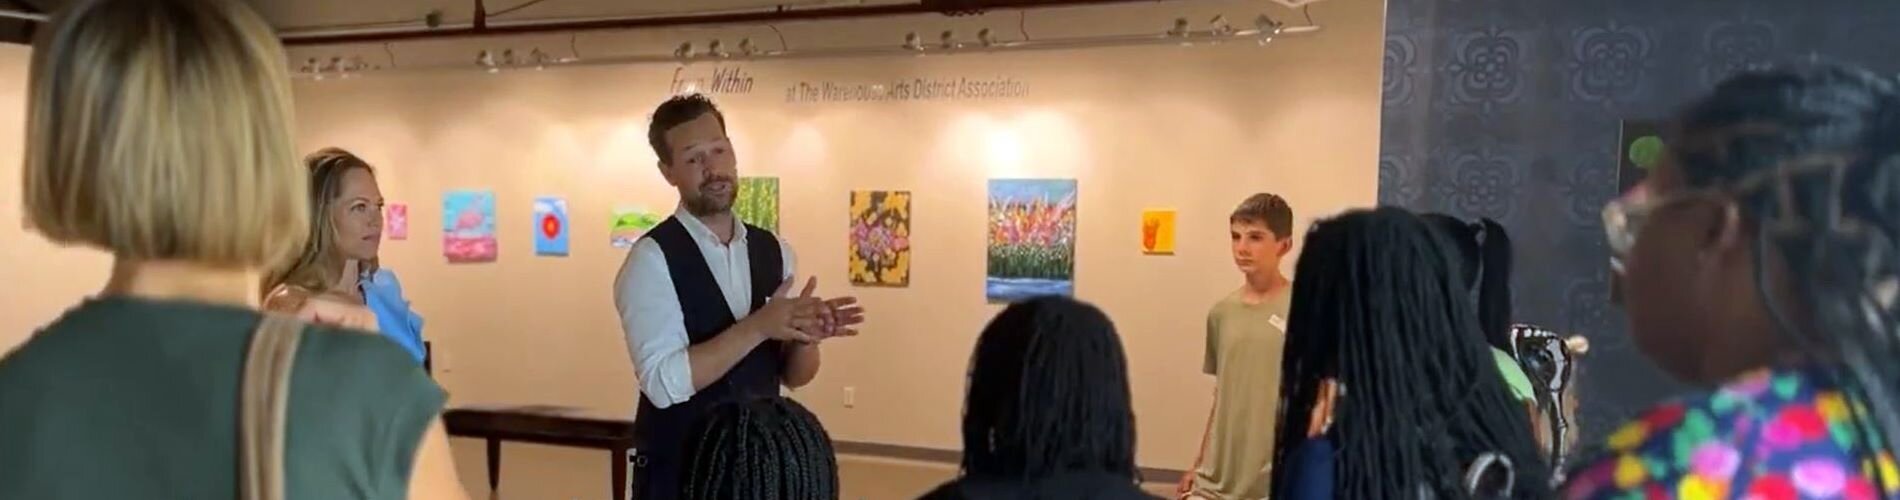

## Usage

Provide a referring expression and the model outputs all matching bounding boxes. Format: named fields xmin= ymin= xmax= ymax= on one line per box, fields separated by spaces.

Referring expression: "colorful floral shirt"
xmin=1564 ymin=367 xmax=1900 ymax=500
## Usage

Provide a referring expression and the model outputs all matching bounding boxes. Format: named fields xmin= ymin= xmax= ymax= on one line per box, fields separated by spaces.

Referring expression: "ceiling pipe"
xmin=0 ymin=8 xmax=45 ymax=22
xmin=291 ymin=23 xmax=1319 ymax=79
xmin=280 ymin=0 xmax=1172 ymax=47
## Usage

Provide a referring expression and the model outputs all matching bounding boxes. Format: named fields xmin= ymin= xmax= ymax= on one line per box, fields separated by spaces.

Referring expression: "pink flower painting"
xmin=442 ymin=190 xmax=497 ymax=263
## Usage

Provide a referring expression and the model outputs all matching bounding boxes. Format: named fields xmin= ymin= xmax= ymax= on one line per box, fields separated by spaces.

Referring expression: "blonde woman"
xmin=0 ymin=0 xmax=467 ymax=498
xmin=266 ymin=149 xmax=429 ymax=363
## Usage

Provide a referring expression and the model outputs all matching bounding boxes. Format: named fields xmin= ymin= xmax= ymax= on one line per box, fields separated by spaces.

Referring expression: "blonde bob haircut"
xmin=22 ymin=0 xmax=307 ymax=269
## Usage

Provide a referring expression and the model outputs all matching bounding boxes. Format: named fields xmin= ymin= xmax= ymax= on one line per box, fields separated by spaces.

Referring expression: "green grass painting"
xmin=735 ymin=177 xmax=780 ymax=232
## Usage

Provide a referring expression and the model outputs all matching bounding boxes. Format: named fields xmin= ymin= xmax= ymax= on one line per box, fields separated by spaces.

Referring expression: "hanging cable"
xmin=1019 ymin=11 xmax=1032 ymax=41
xmin=384 ymin=43 xmax=398 ymax=68
xmin=769 ymin=24 xmax=790 ymax=52
xmin=489 ymin=0 xmax=556 ymax=18
xmin=569 ymin=32 xmax=582 ymax=60
xmin=1303 ymin=5 xmax=1314 ymax=26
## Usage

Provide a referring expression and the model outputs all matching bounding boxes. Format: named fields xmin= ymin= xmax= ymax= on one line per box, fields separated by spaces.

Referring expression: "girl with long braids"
xmin=1423 ymin=214 xmax=1540 ymax=406
xmin=1425 ymin=214 xmax=1588 ymax=467
xmin=678 ymin=396 xmax=839 ymax=500
xmin=923 ymin=296 xmax=1158 ymax=499
xmin=1565 ymin=65 xmax=1900 ymax=498
xmin=1269 ymin=208 xmax=1551 ymax=499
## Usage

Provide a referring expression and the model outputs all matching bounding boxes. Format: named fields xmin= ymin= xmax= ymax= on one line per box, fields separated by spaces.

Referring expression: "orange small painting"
xmin=1141 ymin=209 xmax=1176 ymax=255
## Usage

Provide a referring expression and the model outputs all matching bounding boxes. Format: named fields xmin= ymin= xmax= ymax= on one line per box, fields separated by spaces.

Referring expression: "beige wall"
xmin=1 ymin=0 xmax=1383 ymax=477
xmin=0 ymin=45 xmax=113 ymax=352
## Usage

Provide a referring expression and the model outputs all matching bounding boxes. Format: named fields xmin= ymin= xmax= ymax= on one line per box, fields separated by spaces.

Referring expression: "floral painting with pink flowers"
xmin=385 ymin=203 xmax=408 ymax=241
xmin=848 ymin=190 xmax=911 ymax=287
xmin=986 ymin=179 xmax=1076 ymax=302
xmin=442 ymin=190 xmax=497 ymax=263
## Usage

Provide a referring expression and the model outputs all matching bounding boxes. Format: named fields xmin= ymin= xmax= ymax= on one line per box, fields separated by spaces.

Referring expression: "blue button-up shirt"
xmin=363 ymin=268 xmax=426 ymax=363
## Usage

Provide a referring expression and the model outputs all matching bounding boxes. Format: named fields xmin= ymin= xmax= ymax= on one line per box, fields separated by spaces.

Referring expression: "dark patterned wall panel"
xmin=1378 ymin=0 xmax=1900 ymax=438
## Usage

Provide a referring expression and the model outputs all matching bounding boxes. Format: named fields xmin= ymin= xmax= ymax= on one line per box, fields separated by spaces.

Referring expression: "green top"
xmin=1194 ymin=287 xmax=1293 ymax=500
xmin=1491 ymin=346 xmax=1536 ymax=403
xmin=0 ymin=296 xmax=446 ymax=500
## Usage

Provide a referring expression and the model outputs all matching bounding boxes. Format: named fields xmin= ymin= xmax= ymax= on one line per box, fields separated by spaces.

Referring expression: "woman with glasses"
xmin=1565 ymin=65 xmax=1900 ymax=498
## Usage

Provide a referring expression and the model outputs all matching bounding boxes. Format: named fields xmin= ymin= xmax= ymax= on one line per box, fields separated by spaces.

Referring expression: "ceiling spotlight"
xmin=1168 ymin=17 xmax=1191 ymax=37
xmin=940 ymin=30 xmax=960 ymax=50
xmin=977 ymin=28 xmax=996 ymax=48
xmin=300 ymin=57 xmax=318 ymax=74
xmin=501 ymin=49 xmax=519 ymax=66
xmin=1253 ymin=14 xmax=1284 ymax=45
xmin=674 ymin=42 xmax=694 ymax=60
xmin=336 ymin=56 xmax=368 ymax=77
xmin=476 ymin=50 xmax=496 ymax=67
xmin=707 ymin=39 xmax=728 ymax=58
xmin=320 ymin=56 xmax=343 ymax=76
xmin=738 ymin=38 xmax=759 ymax=56
xmin=903 ymin=32 xmax=924 ymax=51
xmin=529 ymin=49 xmax=551 ymax=70
xmin=1211 ymin=14 xmax=1236 ymax=36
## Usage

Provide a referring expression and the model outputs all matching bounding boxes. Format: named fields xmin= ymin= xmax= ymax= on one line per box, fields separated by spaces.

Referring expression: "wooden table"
xmin=442 ymin=405 xmax=637 ymax=500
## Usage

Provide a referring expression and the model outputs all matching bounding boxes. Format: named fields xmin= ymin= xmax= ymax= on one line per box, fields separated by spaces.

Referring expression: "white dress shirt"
xmin=614 ymin=205 xmax=795 ymax=409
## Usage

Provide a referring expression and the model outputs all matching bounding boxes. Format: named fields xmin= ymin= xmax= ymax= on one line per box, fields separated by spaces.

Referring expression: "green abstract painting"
xmin=610 ymin=207 xmax=663 ymax=248
xmin=735 ymin=177 xmax=780 ymax=232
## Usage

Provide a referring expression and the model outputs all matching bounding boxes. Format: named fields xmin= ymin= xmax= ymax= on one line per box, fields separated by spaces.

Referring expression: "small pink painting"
xmin=386 ymin=203 xmax=408 ymax=241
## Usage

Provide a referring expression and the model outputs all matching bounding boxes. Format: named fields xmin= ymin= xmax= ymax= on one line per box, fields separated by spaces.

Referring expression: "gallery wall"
xmin=0 ymin=45 xmax=113 ymax=352
xmin=285 ymin=0 xmax=1383 ymax=472
xmin=1378 ymin=0 xmax=1900 ymax=437
xmin=0 ymin=0 xmax=1384 ymax=485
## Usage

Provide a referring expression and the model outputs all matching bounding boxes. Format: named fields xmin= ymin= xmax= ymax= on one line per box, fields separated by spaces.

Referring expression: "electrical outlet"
xmin=844 ymin=387 xmax=856 ymax=408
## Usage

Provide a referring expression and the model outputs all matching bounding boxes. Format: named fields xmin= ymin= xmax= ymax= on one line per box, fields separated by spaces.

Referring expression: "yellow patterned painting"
xmin=848 ymin=190 xmax=912 ymax=287
xmin=1141 ymin=209 xmax=1176 ymax=255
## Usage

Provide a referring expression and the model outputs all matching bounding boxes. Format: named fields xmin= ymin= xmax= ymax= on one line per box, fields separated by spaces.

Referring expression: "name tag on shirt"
xmin=1269 ymin=314 xmax=1287 ymax=331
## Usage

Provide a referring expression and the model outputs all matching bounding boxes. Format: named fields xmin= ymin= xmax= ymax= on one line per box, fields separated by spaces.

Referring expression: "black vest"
xmin=631 ymin=217 xmax=785 ymax=492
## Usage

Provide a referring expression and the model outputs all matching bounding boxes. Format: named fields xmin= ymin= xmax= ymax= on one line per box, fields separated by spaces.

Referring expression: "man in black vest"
xmin=613 ymin=94 xmax=864 ymax=498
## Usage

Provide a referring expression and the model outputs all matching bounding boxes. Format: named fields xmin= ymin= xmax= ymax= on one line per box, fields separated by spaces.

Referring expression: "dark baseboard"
xmin=832 ymin=439 xmax=1188 ymax=483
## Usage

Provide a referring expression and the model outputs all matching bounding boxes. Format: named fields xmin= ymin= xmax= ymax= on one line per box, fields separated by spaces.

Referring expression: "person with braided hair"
xmin=923 ymin=296 xmax=1159 ymax=499
xmin=1267 ymin=208 xmax=1552 ymax=500
xmin=1422 ymin=214 xmax=1540 ymax=407
xmin=1563 ymin=64 xmax=1900 ymax=498
xmin=677 ymin=396 xmax=839 ymax=500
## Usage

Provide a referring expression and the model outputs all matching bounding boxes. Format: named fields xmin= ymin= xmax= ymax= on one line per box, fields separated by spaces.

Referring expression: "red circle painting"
xmin=541 ymin=214 xmax=561 ymax=239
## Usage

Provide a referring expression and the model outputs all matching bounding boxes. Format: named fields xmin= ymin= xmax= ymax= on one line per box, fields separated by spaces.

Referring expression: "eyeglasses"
xmin=1600 ymin=185 xmax=1695 ymax=274
xmin=1600 ymin=159 xmax=1841 ymax=274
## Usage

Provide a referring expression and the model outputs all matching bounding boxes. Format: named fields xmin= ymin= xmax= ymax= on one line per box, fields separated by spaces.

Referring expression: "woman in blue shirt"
xmin=265 ymin=148 xmax=428 ymax=364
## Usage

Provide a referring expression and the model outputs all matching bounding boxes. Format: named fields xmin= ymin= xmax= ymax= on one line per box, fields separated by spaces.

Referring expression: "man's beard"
xmin=684 ymin=180 xmax=736 ymax=216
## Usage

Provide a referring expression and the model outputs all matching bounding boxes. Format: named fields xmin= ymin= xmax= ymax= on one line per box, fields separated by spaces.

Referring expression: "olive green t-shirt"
xmin=0 ymin=296 xmax=446 ymax=500
xmin=1193 ymin=287 xmax=1292 ymax=500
